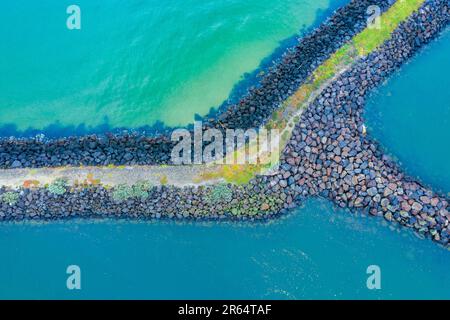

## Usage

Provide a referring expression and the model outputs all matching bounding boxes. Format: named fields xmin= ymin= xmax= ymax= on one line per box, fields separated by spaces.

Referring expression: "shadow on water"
xmin=0 ymin=0 xmax=348 ymax=139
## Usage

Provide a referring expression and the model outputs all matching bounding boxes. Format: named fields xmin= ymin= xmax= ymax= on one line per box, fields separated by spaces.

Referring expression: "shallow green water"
xmin=0 ymin=0 xmax=341 ymax=134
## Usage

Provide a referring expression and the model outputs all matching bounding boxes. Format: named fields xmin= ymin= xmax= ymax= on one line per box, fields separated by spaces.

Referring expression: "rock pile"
xmin=279 ymin=0 xmax=450 ymax=245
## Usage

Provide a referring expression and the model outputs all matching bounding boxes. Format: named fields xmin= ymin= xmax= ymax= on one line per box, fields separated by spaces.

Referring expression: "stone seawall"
xmin=0 ymin=0 xmax=449 ymax=248
xmin=0 ymin=0 xmax=393 ymax=169
xmin=278 ymin=0 xmax=450 ymax=245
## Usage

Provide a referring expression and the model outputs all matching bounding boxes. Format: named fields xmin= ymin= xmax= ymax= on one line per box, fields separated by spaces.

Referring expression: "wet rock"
xmin=430 ymin=198 xmax=439 ymax=207
xmin=279 ymin=180 xmax=288 ymax=188
xmin=412 ymin=202 xmax=423 ymax=212
xmin=11 ymin=160 xmax=22 ymax=168
xmin=420 ymin=196 xmax=431 ymax=204
xmin=367 ymin=187 xmax=378 ymax=197
xmin=401 ymin=202 xmax=412 ymax=212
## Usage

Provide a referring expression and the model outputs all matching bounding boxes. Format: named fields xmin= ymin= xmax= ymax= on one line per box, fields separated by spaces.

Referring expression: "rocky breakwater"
xmin=0 ymin=181 xmax=290 ymax=222
xmin=0 ymin=0 xmax=394 ymax=169
xmin=279 ymin=0 xmax=450 ymax=246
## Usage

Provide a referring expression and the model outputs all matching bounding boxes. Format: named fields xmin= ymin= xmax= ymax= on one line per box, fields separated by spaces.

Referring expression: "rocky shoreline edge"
xmin=0 ymin=0 xmax=450 ymax=248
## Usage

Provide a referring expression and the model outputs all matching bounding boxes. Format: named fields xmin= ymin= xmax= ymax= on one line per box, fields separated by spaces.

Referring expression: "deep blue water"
xmin=0 ymin=198 xmax=449 ymax=300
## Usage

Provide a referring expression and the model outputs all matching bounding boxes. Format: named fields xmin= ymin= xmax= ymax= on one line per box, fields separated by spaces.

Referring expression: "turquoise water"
xmin=0 ymin=0 xmax=344 ymax=135
xmin=1 ymin=198 xmax=449 ymax=300
xmin=1 ymin=1 xmax=450 ymax=299
xmin=365 ymin=29 xmax=450 ymax=195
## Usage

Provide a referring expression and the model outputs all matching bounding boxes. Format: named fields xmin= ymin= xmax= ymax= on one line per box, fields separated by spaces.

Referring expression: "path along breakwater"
xmin=0 ymin=0 xmax=449 ymax=248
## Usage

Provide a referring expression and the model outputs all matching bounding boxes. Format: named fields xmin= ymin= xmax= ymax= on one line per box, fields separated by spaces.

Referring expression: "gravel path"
xmin=0 ymin=164 xmax=226 ymax=188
